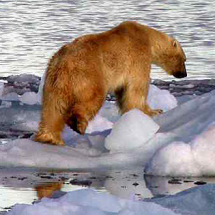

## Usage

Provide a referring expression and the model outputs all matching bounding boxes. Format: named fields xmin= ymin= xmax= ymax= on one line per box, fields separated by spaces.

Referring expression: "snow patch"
xmin=147 ymin=85 xmax=177 ymax=112
xmin=8 ymin=189 xmax=177 ymax=215
xmin=105 ymin=109 xmax=159 ymax=152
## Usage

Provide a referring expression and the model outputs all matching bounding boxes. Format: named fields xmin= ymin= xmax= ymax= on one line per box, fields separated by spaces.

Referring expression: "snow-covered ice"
xmin=86 ymin=114 xmax=113 ymax=134
xmin=37 ymin=71 xmax=45 ymax=104
xmin=7 ymin=74 xmax=40 ymax=84
xmin=0 ymin=82 xmax=4 ymax=97
xmin=7 ymin=184 xmax=215 ymax=215
xmin=1 ymin=92 xmax=19 ymax=101
xmin=105 ymin=109 xmax=159 ymax=152
xmin=7 ymin=188 xmax=178 ymax=215
xmin=146 ymin=90 xmax=215 ymax=177
xmin=147 ymin=184 xmax=215 ymax=215
xmin=19 ymin=92 xmax=40 ymax=106
xmin=0 ymin=76 xmax=215 ymax=177
xmin=147 ymin=84 xmax=178 ymax=112
xmin=2 ymin=74 xmax=215 ymax=214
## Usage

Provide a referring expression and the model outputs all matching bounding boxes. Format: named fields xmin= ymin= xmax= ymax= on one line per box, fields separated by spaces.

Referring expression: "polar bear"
xmin=34 ymin=21 xmax=187 ymax=145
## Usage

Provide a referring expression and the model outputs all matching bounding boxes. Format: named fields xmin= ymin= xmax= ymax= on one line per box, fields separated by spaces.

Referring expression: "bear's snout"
xmin=173 ymin=69 xmax=187 ymax=78
xmin=173 ymin=62 xmax=187 ymax=78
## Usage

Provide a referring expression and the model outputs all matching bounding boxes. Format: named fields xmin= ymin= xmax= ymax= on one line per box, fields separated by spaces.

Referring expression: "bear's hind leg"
xmin=34 ymin=105 xmax=65 ymax=146
xmin=67 ymin=95 xmax=105 ymax=135
xmin=66 ymin=107 xmax=88 ymax=135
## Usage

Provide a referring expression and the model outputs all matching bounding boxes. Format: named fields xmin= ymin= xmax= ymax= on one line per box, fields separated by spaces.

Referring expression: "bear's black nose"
xmin=173 ymin=70 xmax=187 ymax=78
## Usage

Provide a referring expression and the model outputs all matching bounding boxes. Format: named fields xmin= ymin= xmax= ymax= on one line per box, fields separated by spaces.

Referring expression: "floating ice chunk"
xmin=0 ymin=82 xmax=4 ymax=97
xmin=145 ymin=123 xmax=215 ymax=177
xmin=169 ymin=83 xmax=195 ymax=89
xmin=145 ymin=90 xmax=215 ymax=176
xmin=145 ymin=141 xmax=200 ymax=176
xmin=37 ymin=72 xmax=46 ymax=104
xmin=191 ymin=123 xmax=215 ymax=176
xmin=176 ymin=94 xmax=197 ymax=105
xmin=0 ymin=131 xmax=171 ymax=170
xmin=154 ymin=90 xmax=215 ymax=139
xmin=105 ymin=109 xmax=160 ymax=152
xmin=11 ymin=121 xmax=39 ymax=132
xmin=86 ymin=114 xmax=113 ymax=134
xmin=98 ymin=101 xmax=120 ymax=123
xmin=149 ymin=184 xmax=215 ymax=215
xmin=2 ymin=87 xmax=215 ymax=177
xmin=8 ymin=189 xmax=178 ymax=215
xmin=19 ymin=92 xmax=40 ymax=105
xmin=147 ymin=85 xmax=177 ymax=112
xmin=88 ymin=134 xmax=108 ymax=154
xmin=61 ymin=126 xmax=79 ymax=144
xmin=1 ymin=92 xmax=19 ymax=101
xmin=0 ymin=102 xmax=40 ymax=125
xmin=0 ymin=101 xmax=12 ymax=108
xmin=7 ymin=74 xmax=39 ymax=84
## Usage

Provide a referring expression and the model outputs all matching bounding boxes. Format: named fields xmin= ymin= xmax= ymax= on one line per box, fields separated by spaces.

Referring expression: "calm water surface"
xmin=1 ymin=0 xmax=215 ymax=80
xmin=1 ymin=169 xmax=215 ymax=213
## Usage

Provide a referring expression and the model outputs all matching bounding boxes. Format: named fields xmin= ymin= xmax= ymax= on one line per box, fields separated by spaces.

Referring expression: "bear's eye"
xmin=173 ymin=40 xmax=177 ymax=48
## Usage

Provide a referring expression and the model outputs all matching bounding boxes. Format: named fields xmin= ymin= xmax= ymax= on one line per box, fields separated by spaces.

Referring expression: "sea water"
xmin=1 ymin=0 xmax=215 ymax=80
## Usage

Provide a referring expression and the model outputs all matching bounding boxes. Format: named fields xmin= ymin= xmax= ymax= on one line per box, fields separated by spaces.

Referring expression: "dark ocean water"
xmin=1 ymin=0 xmax=215 ymax=80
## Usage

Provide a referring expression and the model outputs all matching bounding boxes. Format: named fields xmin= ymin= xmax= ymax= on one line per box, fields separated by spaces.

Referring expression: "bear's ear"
xmin=173 ymin=40 xmax=177 ymax=48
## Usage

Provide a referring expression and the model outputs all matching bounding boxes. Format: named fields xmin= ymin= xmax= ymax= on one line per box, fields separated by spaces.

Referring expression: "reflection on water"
xmin=1 ymin=169 xmax=215 ymax=213
xmin=35 ymin=182 xmax=63 ymax=200
xmin=1 ymin=0 xmax=215 ymax=80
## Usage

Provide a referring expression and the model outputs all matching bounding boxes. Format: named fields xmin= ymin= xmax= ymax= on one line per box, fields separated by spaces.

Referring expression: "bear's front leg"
xmin=115 ymin=81 xmax=163 ymax=117
xmin=66 ymin=113 xmax=88 ymax=135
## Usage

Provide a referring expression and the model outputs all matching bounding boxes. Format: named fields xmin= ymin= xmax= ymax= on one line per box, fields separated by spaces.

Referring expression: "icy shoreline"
xmin=0 ymin=74 xmax=214 ymax=140
xmin=1 ymin=74 xmax=215 ymax=214
xmin=6 ymin=182 xmax=215 ymax=215
xmin=1 ymin=74 xmax=215 ymax=98
xmin=0 ymin=74 xmax=215 ymax=176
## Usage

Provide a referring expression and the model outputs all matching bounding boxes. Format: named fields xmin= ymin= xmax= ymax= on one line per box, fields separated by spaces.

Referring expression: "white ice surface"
xmin=0 ymin=81 xmax=177 ymax=109
xmin=2 ymin=75 xmax=215 ymax=215
xmin=37 ymin=71 xmax=46 ymax=104
xmin=0 ymin=82 xmax=4 ymax=97
xmin=19 ymin=92 xmax=40 ymax=105
xmin=0 ymin=76 xmax=215 ymax=176
xmin=147 ymin=84 xmax=178 ymax=112
xmin=105 ymin=109 xmax=159 ymax=152
xmin=146 ymin=90 xmax=215 ymax=176
xmin=7 ymin=189 xmax=177 ymax=215
xmin=8 ymin=184 xmax=215 ymax=215
xmin=1 ymin=92 xmax=19 ymax=101
xmin=7 ymin=74 xmax=39 ymax=84
xmin=86 ymin=114 xmax=113 ymax=134
xmin=147 ymin=184 xmax=215 ymax=215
